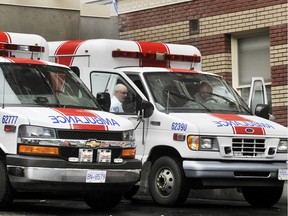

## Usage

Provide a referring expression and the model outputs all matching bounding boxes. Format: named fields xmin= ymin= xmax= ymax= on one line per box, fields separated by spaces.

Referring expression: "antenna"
xmin=2 ymin=73 xmax=5 ymax=108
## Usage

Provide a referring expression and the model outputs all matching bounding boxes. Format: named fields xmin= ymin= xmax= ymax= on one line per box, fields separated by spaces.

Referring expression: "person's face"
xmin=115 ymin=88 xmax=128 ymax=102
xmin=199 ymin=86 xmax=212 ymax=100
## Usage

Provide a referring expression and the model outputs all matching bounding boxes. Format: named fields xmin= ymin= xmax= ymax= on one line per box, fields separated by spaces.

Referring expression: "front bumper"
xmin=6 ymin=155 xmax=141 ymax=193
xmin=183 ymin=160 xmax=287 ymax=187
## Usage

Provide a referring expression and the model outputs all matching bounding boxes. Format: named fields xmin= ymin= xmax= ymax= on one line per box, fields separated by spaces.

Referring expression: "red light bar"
xmin=165 ymin=54 xmax=184 ymax=61
xmin=112 ymin=50 xmax=201 ymax=63
xmin=0 ymin=42 xmax=45 ymax=53
xmin=29 ymin=45 xmax=45 ymax=52
xmin=112 ymin=50 xmax=138 ymax=58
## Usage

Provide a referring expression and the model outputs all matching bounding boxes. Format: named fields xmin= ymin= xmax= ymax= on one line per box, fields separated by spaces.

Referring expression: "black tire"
xmin=123 ymin=185 xmax=140 ymax=200
xmin=84 ymin=192 xmax=122 ymax=210
xmin=0 ymin=157 xmax=14 ymax=210
xmin=149 ymin=156 xmax=189 ymax=206
xmin=242 ymin=186 xmax=283 ymax=207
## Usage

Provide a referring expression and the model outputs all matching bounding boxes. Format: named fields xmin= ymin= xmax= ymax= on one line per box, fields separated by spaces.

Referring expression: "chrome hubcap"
xmin=156 ymin=168 xmax=174 ymax=196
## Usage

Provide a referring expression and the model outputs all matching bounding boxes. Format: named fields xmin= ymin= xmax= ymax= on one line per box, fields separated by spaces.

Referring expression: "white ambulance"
xmin=49 ymin=39 xmax=288 ymax=207
xmin=0 ymin=33 xmax=142 ymax=210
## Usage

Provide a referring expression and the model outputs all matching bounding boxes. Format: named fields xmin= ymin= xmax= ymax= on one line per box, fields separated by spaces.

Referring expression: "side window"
xmin=90 ymin=72 xmax=139 ymax=114
xmin=126 ymin=74 xmax=148 ymax=99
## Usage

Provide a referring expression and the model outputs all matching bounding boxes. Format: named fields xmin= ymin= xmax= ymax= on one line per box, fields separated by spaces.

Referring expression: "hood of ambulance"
xmin=167 ymin=112 xmax=287 ymax=137
xmin=7 ymin=107 xmax=133 ymax=131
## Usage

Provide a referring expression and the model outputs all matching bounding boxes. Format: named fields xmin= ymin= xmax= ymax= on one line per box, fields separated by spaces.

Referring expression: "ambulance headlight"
xmin=277 ymin=139 xmax=288 ymax=153
xmin=18 ymin=125 xmax=56 ymax=139
xmin=200 ymin=138 xmax=213 ymax=149
xmin=123 ymin=130 xmax=135 ymax=141
xmin=187 ymin=135 xmax=218 ymax=151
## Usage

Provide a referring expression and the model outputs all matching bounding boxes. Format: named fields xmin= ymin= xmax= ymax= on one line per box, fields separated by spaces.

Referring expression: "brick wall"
xmin=118 ymin=0 xmax=288 ymax=126
xmin=270 ymin=24 xmax=287 ymax=126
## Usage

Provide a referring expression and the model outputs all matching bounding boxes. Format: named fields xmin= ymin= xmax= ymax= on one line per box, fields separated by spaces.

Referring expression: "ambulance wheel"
xmin=0 ymin=157 xmax=14 ymax=210
xmin=84 ymin=192 xmax=122 ymax=210
xmin=149 ymin=156 xmax=189 ymax=206
xmin=242 ymin=186 xmax=283 ymax=207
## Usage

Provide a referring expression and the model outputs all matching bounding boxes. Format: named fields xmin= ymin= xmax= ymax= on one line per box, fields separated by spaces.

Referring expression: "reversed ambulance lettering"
xmin=213 ymin=120 xmax=274 ymax=129
xmin=211 ymin=113 xmax=274 ymax=135
xmin=49 ymin=115 xmax=120 ymax=126
xmin=51 ymin=108 xmax=119 ymax=130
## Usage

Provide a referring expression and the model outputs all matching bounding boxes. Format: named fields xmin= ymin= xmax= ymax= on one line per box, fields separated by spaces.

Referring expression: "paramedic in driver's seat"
xmin=195 ymin=81 xmax=214 ymax=102
xmin=110 ymin=83 xmax=128 ymax=112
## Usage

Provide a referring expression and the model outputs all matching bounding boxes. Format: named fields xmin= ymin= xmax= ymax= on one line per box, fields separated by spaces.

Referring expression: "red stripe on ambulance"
xmin=211 ymin=113 xmax=266 ymax=135
xmin=0 ymin=32 xmax=11 ymax=56
xmin=212 ymin=113 xmax=249 ymax=121
xmin=52 ymin=108 xmax=108 ymax=130
xmin=0 ymin=32 xmax=11 ymax=43
xmin=136 ymin=41 xmax=170 ymax=67
xmin=54 ymin=40 xmax=85 ymax=66
xmin=233 ymin=126 xmax=265 ymax=135
xmin=169 ymin=68 xmax=198 ymax=73
xmin=5 ymin=57 xmax=45 ymax=64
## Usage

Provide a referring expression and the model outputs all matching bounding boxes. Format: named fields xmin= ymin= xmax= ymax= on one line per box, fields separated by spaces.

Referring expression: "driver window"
xmin=90 ymin=72 xmax=139 ymax=114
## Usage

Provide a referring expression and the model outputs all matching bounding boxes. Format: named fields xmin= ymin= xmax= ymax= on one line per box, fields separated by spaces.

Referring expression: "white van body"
xmin=0 ymin=33 xmax=141 ymax=210
xmin=49 ymin=39 xmax=288 ymax=207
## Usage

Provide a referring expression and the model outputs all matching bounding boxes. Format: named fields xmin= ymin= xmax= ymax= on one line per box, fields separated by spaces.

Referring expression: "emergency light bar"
xmin=0 ymin=42 xmax=45 ymax=53
xmin=112 ymin=50 xmax=201 ymax=63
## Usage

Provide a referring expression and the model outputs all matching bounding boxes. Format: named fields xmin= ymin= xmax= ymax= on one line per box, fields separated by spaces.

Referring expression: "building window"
xmin=189 ymin=19 xmax=199 ymax=35
xmin=231 ymin=32 xmax=271 ymax=110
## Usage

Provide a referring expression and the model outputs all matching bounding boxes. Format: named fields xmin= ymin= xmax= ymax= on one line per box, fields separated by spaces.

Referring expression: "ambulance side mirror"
xmin=70 ymin=66 xmax=80 ymax=77
xmin=255 ymin=104 xmax=269 ymax=120
xmin=96 ymin=92 xmax=111 ymax=112
xmin=141 ymin=100 xmax=154 ymax=118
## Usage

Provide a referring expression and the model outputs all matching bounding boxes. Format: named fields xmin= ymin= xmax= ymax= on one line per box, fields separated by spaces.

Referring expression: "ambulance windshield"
xmin=144 ymin=72 xmax=251 ymax=114
xmin=0 ymin=64 xmax=99 ymax=109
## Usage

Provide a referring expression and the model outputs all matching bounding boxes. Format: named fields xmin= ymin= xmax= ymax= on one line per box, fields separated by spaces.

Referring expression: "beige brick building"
xmin=118 ymin=0 xmax=288 ymax=126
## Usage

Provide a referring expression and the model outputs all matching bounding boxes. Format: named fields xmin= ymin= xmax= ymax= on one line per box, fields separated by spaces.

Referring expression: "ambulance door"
xmin=247 ymin=77 xmax=268 ymax=113
xmin=88 ymin=69 xmax=148 ymax=161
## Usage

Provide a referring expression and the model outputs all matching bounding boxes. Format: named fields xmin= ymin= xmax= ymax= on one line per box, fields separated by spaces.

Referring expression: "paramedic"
xmin=110 ymin=83 xmax=128 ymax=112
xmin=195 ymin=81 xmax=213 ymax=102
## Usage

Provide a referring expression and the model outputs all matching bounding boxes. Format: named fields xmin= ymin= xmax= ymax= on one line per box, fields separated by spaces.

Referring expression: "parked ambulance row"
xmin=0 ymin=32 xmax=286 ymax=211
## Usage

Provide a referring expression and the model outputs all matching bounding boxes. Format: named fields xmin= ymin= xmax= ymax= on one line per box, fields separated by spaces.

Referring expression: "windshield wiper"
xmin=163 ymin=90 xmax=211 ymax=112
xmin=207 ymin=92 xmax=252 ymax=114
xmin=61 ymin=104 xmax=99 ymax=110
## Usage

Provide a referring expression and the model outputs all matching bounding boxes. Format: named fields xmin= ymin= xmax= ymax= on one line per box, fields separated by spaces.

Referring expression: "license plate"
xmin=278 ymin=168 xmax=288 ymax=180
xmin=86 ymin=170 xmax=106 ymax=183
xmin=79 ymin=149 xmax=93 ymax=163
xmin=97 ymin=149 xmax=111 ymax=163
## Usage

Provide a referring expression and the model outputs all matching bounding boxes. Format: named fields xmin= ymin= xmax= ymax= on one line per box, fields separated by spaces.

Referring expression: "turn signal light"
xmin=187 ymin=135 xmax=200 ymax=151
xmin=122 ymin=148 xmax=136 ymax=157
xmin=18 ymin=144 xmax=59 ymax=155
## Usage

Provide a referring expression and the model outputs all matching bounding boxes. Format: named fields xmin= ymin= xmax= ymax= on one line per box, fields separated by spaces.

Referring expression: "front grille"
xmin=232 ymin=138 xmax=265 ymax=157
xmin=57 ymin=130 xmax=123 ymax=141
xmin=58 ymin=146 xmax=122 ymax=162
